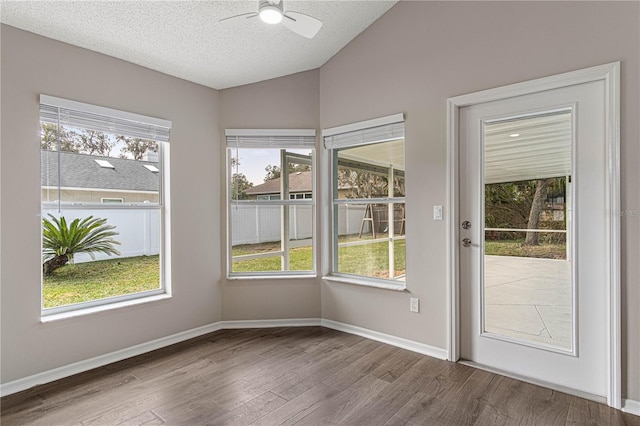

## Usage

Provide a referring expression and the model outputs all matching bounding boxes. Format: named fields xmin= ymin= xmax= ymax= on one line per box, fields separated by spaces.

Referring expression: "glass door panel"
xmin=482 ymin=110 xmax=574 ymax=351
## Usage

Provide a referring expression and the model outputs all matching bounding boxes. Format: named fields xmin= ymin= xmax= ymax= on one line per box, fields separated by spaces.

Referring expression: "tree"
xmin=485 ymin=178 xmax=565 ymax=243
xmin=485 ymin=182 xmax=533 ymax=234
xmin=337 ymin=169 xmax=404 ymax=198
xmin=118 ymin=136 xmax=158 ymax=160
xmin=40 ymin=123 xmax=79 ymax=152
xmin=42 ymin=215 xmax=121 ymax=275
xmin=73 ymin=129 xmax=115 ymax=156
xmin=264 ymin=163 xmax=312 ymax=182
xmin=264 ymin=165 xmax=281 ymax=182
xmin=523 ymin=179 xmax=550 ymax=246
xmin=231 ymin=173 xmax=253 ymax=200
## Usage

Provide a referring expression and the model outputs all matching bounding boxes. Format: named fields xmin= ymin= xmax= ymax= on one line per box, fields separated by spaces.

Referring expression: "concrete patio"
xmin=484 ymin=255 xmax=572 ymax=350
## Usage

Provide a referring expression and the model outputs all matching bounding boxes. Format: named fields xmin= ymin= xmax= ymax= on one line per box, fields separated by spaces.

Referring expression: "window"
xmin=226 ymin=129 xmax=316 ymax=277
xmin=40 ymin=95 xmax=171 ymax=315
xmin=101 ymin=198 xmax=124 ymax=204
xmin=324 ymin=114 xmax=406 ymax=289
xmin=289 ymin=193 xmax=312 ymax=200
xmin=256 ymin=194 xmax=281 ymax=201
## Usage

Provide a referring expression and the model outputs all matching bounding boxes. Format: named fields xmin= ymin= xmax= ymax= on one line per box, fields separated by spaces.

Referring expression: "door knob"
xmin=462 ymin=238 xmax=472 ymax=247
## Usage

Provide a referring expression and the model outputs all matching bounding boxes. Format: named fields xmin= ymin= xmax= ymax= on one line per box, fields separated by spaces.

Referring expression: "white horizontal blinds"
xmin=225 ymin=129 xmax=316 ymax=148
xmin=323 ymin=113 xmax=405 ymax=149
xmin=39 ymin=95 xmax=171 ymax=142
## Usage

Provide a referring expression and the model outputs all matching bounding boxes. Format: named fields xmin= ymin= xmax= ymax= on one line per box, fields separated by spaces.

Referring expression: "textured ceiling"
xmin=0 ymin=1 xmax=396 ymax=90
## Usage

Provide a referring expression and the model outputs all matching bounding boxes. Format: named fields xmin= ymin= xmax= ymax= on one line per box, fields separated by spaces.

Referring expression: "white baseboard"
xmin=220 ymin=318 xmax=321 ymax=329
xmin=0 ymin=322 xmax=223 ymax=397
xmin=623 ymin=398 xmax=640 ymax=416
xmin=320 ymin=319 xmax=448 ymax=360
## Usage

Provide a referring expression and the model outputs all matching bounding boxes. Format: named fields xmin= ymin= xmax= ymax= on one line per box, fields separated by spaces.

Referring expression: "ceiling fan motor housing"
xmin=259 ymin=0 xmax=284 ymax=24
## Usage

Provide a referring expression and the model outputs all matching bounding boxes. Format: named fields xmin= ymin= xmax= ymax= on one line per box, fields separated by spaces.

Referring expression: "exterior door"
xmin=458 ymin=78 xmax=610 ymax=399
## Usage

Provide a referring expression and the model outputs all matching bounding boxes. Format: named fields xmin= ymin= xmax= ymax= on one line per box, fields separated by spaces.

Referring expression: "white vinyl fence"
xmin=41 ymin=204 xmax=371 ymax=264
xmin=42 ymin=208 xmax=160 ymax=264
xmin=230 ymin=204 xmax=368 ymax=246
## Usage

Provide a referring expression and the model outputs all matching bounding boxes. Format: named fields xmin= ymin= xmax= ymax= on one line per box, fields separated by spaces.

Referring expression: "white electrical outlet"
xmin=410 ymin=297 xmax=420 ymax=313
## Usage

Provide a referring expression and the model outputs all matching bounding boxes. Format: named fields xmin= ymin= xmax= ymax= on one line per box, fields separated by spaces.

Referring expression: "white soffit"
xmin=0 ymin=1 xmax=397 ymax=90
xmin=340 ymin=139 xmax=405 ymax=171
xmin=484 ymin=111 xmax=572 ymax=184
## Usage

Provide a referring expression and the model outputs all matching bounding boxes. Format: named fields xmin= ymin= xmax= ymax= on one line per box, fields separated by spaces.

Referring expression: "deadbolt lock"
xmin=462 ymin=221 xmax=471 ymax=229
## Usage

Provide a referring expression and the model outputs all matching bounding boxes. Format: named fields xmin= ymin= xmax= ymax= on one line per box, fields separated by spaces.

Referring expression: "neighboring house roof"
xmin=246 ymin=171 xmax=312 ymax=195
xmin=41 ymin=150 xmax=159 ymax=192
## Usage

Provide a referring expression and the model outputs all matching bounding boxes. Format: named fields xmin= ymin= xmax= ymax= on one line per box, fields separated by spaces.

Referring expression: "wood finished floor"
xmin=1 ymin=327 xmax=638 ymax=426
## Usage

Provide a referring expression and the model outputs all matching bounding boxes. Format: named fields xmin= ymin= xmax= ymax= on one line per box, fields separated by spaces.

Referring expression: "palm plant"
xmin=42 ymin=215 xmax=121 ymax=275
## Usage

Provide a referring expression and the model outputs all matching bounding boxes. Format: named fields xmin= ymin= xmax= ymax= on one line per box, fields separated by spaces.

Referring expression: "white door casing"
xmin=446 ymin=63 xmax=621 ymax=408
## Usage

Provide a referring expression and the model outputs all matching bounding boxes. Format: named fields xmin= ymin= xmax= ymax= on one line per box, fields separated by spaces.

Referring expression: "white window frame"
xmin=39 ymin=95 xmax=172 ymax=318
xmin=226 ymin=129 xmax=316 ymax=279
xmin=323 ymin=113 xmax=407 ymax=290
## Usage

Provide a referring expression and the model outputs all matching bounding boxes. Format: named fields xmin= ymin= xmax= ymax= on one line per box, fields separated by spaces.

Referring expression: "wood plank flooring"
xmin=1 ymin=327 xmax=638 ymax=425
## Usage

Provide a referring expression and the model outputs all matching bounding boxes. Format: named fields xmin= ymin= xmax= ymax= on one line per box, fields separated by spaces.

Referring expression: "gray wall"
xmin=0 ymin=25 xmax=222 ymax=383
xmin=318 ymin=1 xmax=639 ymax=401
xmin=219 ymin=70 xmax=322 ymax=320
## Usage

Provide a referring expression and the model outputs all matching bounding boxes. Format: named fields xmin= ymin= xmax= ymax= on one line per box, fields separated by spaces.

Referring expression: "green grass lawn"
xmin=337 ymin=239 xmax=406 ymax=278
xmin=232 ymin=246 xmax=314 ymax=272
xmin=232 ymin=237 xmax=406 ymax=278
xmin=43 ymin=255 xmax=160 ymax=308
xmin=43 ymin=238 xmax=562 ymax=308
xmin=485 ymin=238 xmax=566 ymax=259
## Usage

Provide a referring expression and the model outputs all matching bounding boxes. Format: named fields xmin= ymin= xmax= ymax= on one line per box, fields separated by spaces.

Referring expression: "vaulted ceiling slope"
xmin=0 ymin=1 xmax=396 ymax=90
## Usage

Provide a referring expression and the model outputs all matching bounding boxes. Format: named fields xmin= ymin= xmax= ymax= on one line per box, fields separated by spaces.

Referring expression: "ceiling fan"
xmin=219 ymin=0 xmax=323 ymax=39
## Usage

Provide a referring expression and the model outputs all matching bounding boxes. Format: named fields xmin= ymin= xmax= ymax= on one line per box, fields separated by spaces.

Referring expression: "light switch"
xmin=433 ymin=205 xmax=443 ymax=221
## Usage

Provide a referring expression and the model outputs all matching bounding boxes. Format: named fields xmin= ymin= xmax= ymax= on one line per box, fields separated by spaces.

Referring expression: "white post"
xmin=292 ymin=205 xmax=298 ymax=241
xmin=255 ymin=205 xmax=260 ymax=244
xmin=345 ymin=204 xmax=349 ymax=236
xmin=281 ymin=150 xmax=290 ymax=270
xmin=144 ymin=209 xmax=151 ymax=255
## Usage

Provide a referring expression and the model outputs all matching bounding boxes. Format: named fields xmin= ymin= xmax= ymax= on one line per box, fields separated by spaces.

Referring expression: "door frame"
xmin=446 ymin=62 xmax=621 ymax=408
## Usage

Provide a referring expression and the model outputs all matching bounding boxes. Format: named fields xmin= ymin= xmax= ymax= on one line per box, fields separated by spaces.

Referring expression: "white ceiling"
xmin=0 ymin=0 xmax=396 ymax=90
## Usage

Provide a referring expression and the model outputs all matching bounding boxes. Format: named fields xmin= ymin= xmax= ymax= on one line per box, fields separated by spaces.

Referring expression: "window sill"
xmin=322 ymin=275 xmax=407 ymax=291
xmin=227 ymin=273 xmax=317 ymax=281
xmin=41 ymin=294 xmax=172 ymax=323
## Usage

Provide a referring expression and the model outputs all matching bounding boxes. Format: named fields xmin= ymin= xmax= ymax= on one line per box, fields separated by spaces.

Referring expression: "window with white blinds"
xmin=40 ymin=95 xmax=171 ymax=142
xmin=323 ymin=113 xmax=404 ymax=149
xmin=323 ymin=113 xmax=407 ymax=289
xmin=39 ymin=95 xmax=170 ymax=317
xmin=225 ymin=129 xmax=316 ymax=278
xmin=225 ymin=129 xmax=316 ymax=149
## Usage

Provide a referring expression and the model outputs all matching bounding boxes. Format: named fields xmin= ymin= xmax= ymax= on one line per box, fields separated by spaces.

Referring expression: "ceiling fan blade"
xmin=282 ymin=11 xmax=322 ymax=39
xmin=218 ymin=12 xmax=258 ymax=24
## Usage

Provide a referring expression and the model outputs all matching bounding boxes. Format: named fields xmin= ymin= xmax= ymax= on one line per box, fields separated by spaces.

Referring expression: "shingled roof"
xmin=245 ymin=171 xmax=312 ymax=195
xmin=41 ymin=150 xmax=159 ymax=192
